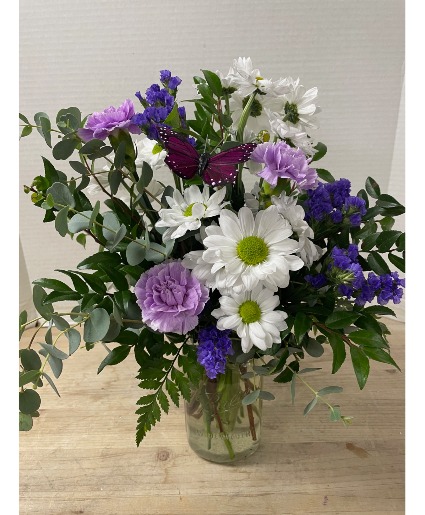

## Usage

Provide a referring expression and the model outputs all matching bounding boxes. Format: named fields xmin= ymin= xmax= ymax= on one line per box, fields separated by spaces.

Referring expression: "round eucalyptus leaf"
xmin=19 ymin=413 xmax=33 ymax=431
xmin=84 ymin=308 xmax=111 ymax=343
xmin=19 ymin=390 xmax=41 ymax=414
xmin=20 ymin=349 xmax=42 ymax=371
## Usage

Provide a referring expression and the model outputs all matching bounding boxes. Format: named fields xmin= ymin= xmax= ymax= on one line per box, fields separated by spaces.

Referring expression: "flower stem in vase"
xmin=240 ymin=364 xmax=257 ymax=441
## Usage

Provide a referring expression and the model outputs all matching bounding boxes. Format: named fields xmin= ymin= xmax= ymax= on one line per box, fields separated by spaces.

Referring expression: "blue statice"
xmin=305 ymin=273 xmax=328 ymax=289
xmin=305 ymin=179 xmax=366 ymax=227
xmin=196 ymin=326 xmax=234 ymax=379
xmin=132 ymin=71 xmax=187 ymax=140
xmin=326 ymin=245 xmax=405 ymax=306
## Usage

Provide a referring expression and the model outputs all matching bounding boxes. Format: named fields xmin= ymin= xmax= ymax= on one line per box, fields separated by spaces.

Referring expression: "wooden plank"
xmin=20 ymin=320 xmax=405 ymax=514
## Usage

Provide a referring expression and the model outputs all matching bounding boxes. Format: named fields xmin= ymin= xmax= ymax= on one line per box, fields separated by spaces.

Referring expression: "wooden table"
xmin=20 ymin=319 xmax=405 ymax=514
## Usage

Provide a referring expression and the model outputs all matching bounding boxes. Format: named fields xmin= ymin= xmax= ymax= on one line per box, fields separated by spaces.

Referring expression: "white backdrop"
xmin=19 ymin=0 xmax=405 ymax=317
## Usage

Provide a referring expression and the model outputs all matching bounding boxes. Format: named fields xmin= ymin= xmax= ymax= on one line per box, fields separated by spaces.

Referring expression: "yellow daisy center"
xmin=236 ymin=236 xmax=269 ymax=266
xmin=239 ymin=300 xmax=262 ymax=324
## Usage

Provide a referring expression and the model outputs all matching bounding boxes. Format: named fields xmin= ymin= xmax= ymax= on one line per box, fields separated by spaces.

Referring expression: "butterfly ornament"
xmin=157 ymin=126 xmax=257 ymax=187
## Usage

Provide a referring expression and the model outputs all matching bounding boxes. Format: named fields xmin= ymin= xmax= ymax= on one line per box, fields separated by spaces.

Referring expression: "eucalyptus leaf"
xmin=317 ymin=386 xmax=343 ymax=396
xmin=102 ymin=211 xmax=121 ymax=241
xmin=39 ymin=348 xmax=63 ymax=378
xmin=52 ymin=138 xmax=78 ymax=160
xmin=258 ymin=390 xmax=275 ymax=401
xmin=303 ymin=397 xmax=318 ymax=415
xmin=38 ymin=342 xmax=69 ymax=361
xmin=126 ymin=239 xmax=147 ymax=265
xmin=46 ymin=182 xmax=75 ymax=209
xmin=19 ymin=370 xmax=41 ymax=387
xmin=43 ymin=372 xmax=61 ymax=397
xmin=84 ymin=308 xmax=110 ymax=343
xmin=68 ymin=211 xmax=92 ymax=233
xmin=66 ymin=328 xmax=81 ymax=355
xmin=19 ymin=390 xmax=41 ymax=414
xmin=19 ymin=413 xmax=33 ymax=431
xmin=242 ymin=389 xmax=260 ymax=405
xmin=55 ymin=206 xmax=69 ymax=237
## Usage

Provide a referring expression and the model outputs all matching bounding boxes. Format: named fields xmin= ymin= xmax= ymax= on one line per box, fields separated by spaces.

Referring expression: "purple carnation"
xmin=78 ymin=99 xmax=141 ymax=142
xmin=135 ymin=261 xmax=209 ymax=334
xmin=251 ymin=141 xmax=318 ymax=190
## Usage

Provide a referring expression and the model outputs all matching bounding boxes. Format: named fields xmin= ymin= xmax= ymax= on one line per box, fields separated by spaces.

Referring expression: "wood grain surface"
xmin=20 ymin=319 xmax=405 ymax=514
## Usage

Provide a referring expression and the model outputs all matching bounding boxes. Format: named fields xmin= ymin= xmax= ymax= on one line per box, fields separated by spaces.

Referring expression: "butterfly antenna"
xmin=210 ymin=137 xmax=225 ymax=154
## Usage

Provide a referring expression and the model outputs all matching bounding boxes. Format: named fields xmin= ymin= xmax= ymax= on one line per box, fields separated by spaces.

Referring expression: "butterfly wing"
xmin=202 ymin=143 xmax=257 ymax=186
xmin=157 ymin=126 xmax=199 ymax=180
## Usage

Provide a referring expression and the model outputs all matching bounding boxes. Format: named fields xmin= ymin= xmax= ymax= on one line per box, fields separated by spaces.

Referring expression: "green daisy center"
xmin=183 ymin=203 xmax=196 ymax=216
xmin=239 ymin=300 xmax=262 ymax=324
xmin=283 ymin=101 xmax=300 ymax=124
xmin=242 ymin=96 xmax=263 ymax=117
xmin=236 ymin=236 xmax=269 ymax=265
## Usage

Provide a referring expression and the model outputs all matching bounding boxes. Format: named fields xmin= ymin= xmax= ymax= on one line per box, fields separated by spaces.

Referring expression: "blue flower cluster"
xmin=196 ymin=326 xmax=234 ymax=379
xmin=308 ymin=244 xmax=405 ymax=306
xmin=132 ymin=70 xmax=187 ymax=140
xmin=305 ymin=179 xmax=366 ymax=226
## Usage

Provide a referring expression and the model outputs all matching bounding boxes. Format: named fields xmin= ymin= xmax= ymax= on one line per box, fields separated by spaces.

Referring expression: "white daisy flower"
xmin=272 ymin=193 xmax=322 ymax=267
xmin=135 ymin=136 xmax=167 ymax=172
xmin=156 ymin=185 xmax=227 ymax=242
xmin=212 ymin=285 xmax=288 ymax=352
xmin=277 ymin=77 xmax=321 ymax=131
xmin=226 ymin=57 xmax=273 ymax=97
xmin=266 ymin=109 xmax=317 ymax=157
xmin=182 ymin=205 xmax=304 ymax=293
xmin=230 ymin=92 xmax=280 ymax=139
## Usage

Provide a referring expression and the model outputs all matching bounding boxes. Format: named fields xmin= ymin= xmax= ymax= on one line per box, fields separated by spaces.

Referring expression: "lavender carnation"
xmin=78 ymin=99 xmax=141 ymax=142
xmin=196 ymin=326 xmax=234 ymax=379
xmin=250 ymin=141 xmax=318 ymax=190
xmin=135 ymin=261 xmax=209 ymax=334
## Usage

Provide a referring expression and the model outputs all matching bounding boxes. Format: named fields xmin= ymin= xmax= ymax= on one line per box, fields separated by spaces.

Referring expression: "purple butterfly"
xmin=157 ymin=126 xmax=257 ymax=187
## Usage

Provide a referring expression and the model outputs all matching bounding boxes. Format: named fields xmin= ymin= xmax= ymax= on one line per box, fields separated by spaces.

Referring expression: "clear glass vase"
xmin=184 ymin=360 xmax=262 ymax=463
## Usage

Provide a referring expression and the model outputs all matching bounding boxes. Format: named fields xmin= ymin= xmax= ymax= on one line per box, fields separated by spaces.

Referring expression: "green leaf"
xmin=328 ymin=333 xmax=346 ymax=374
xmin=73 ymin=271 xmax=106 ymax=295
xmin=20 ymin=349 xmax=42 ymax=371
xmin=376 ymin=194 xmax=404 ymax=210
xmin=19 ymin=413 xmax=33 ymax=431
xmin=166 ymin=379 xmax=180 ymax=407
xmin=43 ymin=372 xmax=60 ymax=397
xmin=201 ymin=69 xmax=223 ymax=97
xmin=43 ymin=291 xmax=81 ymax=304
xmin=367 ymin=252 xmax=391 ymax=275
xmin=34 ymin=112 xmax=49 ymax=139
xmin=33 ymin=278 xmax=73 ymax=292
xmin=365 ymin=177 xmax=381 ymax=199
xmin=294 ymin=312 xmax=311 ymax=342
xmin=157 ymin=390 xmax=170 ymax=414
xmin=137 ymin=162 xmax=154 ymax=190
xmin=315 ymin=168 xmax=335 ymax=182
xmin=52 ymin=138 xmax=77 ymax=160
xmin=19 ymin=310 xmax=28 ymax=339
xmin=145 ymin=242 xmax=167 ymax=263
xmin=84 ymin=308 xmax=111 ymax=343
xmin=290 ymin=375 xmax=296 ymax=405
xmin=242 ymin=389 xmax=260 ymax=405
xmin=325 ymin=311 xmax=359 ymax=329
xmin=56 ymin=270 xmax=89 ymax=294
xmin=348 ymin=329 xmax=387 ymax=348
xmin=66 ymin=328 xmax=81 ymax=355
xmin=19 ymin=113 xmax=30 ymax=124
xmin=40 ymin=116 xmax=52 ymax=147
xmin=54 ymin=206 xmax=69 ymax=237
xmin=329 ymin=406 xmax=342 ymax=422
xmin=357 ymin=189 xmax=369 ymax=209
xmin=39 ymin=349 xmax=63 ymax=379
xmin=68 ymin=211 xmax=91 ymax=233
xmin=396 ymin=233 xmax=405 ymax=251
xmin=102 ymin=211 xmax=121 ymax=241
xmin=56 ymin=107 xmax=81 ymax=129
xmin=350 ymin=346 xmax=370 ymax=389
xmin=79 ymin=139 xmax=105 ymax=155
xmin=303 ymin=397 xmax=318 ymax=415
xmin=311 ymin=142 xmax=327 ymax=162
xmin=32 ymin=284 xmax=53 ymax=320
xmin=39 ymin=343 xmax=69 ymax=360
xmin=20 ymin=125 xmax=33 ymax=138
xmin=163 ymin=103 xmax=181 ymax=129
xmin=388 ymin=252 xmax=405 ymax=272
xmin=363 ymin=305 xmax=396 ymax=317
xmin=89 ymin=201 xmax=101 ymax=230
xmin=19 ymin=390 xmax=41 ymax=414
xmin=379 ymin=216 xmax=395 ymax=231
xmin=274 ymin=361 xmax=299 ymax=383
xmin=46 ymin=182 xmax=75 ymax=209
xmin=305 ymin=338 xmax=324 ymax=357
xmin=317 ymin=386 xmax=343 ymax=396
xmin=51 ymin=314 xmax=70 ymax=331
xmin=76 ymin=233 xmax=87 ymax=247
xmin=126 ymin=239 xmax=147 ymax=266
xmin=99 ymin=265 xmax=128 ymax=291
xmin=69 ymin=161 xmax=88 ymax=175
xmin=19 ymin=370 xmax=41 ymax=387
xmin=107 ymin=224 xmax=127 ymax=251
xmin=258 ymin=390 xmax=275 ymax=401
xmin=376 ymin=230 xmax=402 ymax=253
xmin=97 ymin=345 xmax=131 ymax=374
xmin=361 ymin=233 xmax=380 ymax=251
xmin=77 ymin=251 xmax=122 ymax=270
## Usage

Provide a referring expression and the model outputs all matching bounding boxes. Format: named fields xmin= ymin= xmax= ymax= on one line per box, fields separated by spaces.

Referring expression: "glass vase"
xmin=184 ymin=360 xmax=262 ymax=463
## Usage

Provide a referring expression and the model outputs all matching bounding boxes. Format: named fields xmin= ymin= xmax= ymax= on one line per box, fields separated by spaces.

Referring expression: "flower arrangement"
xmin=19 ymin=58 xmax=405 ymax=460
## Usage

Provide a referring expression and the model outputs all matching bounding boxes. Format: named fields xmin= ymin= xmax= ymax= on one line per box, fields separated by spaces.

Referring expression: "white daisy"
xmin=135 ymin=136 xmax=168 ymax=172
xmin=155 ymin=185 xmax=227 ymax=242
xmin=266 ymin=109 xmax=317 ymax=157
xmin=182 ymin=205 xmax=304 ymax=293
xmin=230 ymin=92 xmax=280 ymax=139
xmin=212 ymin=285 xmax=288 ymax=352
xmin=272 ymin=193 xmax=322 ymax=267
xmin=226 ymin=57 xmax=274 ymax=97
xmin=277 ymin=77 xmax=321 ymax=131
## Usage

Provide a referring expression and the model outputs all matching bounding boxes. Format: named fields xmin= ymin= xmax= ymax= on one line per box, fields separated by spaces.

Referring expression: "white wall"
xmin=19 ymin=0 xmax=405 ymax=316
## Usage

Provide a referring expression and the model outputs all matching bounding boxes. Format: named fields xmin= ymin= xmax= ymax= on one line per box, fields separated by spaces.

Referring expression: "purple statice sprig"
xmin=196 ymin=326 xmax=234 ymax=380
xmin=306 ymin=244 xmax=405 ymax=306
xmin=132 ymin=70 xmax=186 ymax=140
xmin=304 ymin=179 xmax=366 ymax=228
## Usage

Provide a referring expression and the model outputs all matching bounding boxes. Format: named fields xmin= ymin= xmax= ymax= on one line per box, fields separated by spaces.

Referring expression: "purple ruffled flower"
xmin=135 ymin=261 xmax=209 ymax=335
xmin=78 ymin=99 xmax=141 ymax=142
xmin=250 ymin=141 xmax=318 ymax=189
